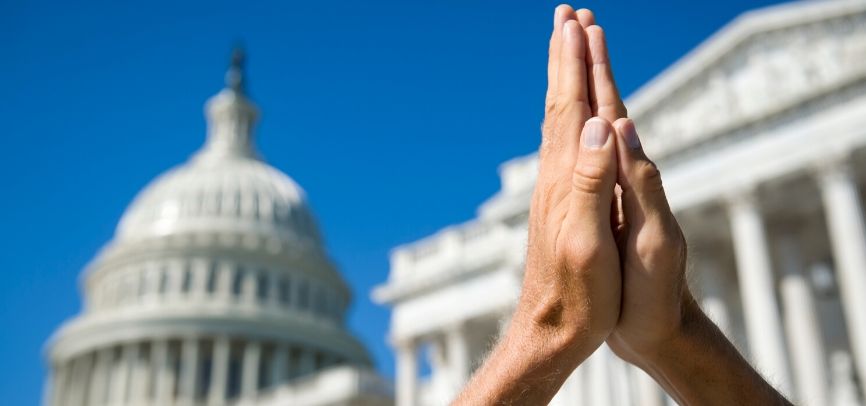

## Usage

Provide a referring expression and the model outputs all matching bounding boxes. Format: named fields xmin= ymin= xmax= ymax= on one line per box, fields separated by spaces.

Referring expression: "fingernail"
xmin=622 ymin=120 xmax=641 ymax=149
xmin=583 ymin=118 xmax=609 ymax=148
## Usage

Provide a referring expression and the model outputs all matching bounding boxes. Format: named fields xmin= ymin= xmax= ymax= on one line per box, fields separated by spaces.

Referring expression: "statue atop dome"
xmin=199 ymin=45 xmax=260 ymax=161
xmin=225 ymin=45 xmax=246 ymax=93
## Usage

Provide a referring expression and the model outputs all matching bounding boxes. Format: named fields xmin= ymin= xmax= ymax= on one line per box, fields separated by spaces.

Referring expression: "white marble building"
xmin=44 ymin=50 xmax=392 ymax=406
xmin=374 ymin=1 xmax=866 ymax=405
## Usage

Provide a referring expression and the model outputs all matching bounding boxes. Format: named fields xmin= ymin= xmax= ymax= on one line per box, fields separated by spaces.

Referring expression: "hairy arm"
xmin=605 ymin=118 xmax=792 ymax=406
xmin=636 ymin=298 xmax=792 ymax=406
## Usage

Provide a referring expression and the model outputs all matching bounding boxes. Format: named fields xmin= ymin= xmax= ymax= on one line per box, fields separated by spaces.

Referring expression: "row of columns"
xmin=391 ymin=161 xmax=866 ymax=406
xmin=49 ymin=338 xmax=332 ymax=406
xmin=395 ymin=323 xmax=472 ymax=406
xmin=694 ymin=160 xmax=866 ymax=404
xmin=89 ymin=261 xmax=345 ymax=324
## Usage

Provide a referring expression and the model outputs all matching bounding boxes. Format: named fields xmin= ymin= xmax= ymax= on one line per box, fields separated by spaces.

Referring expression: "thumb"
xmin=569 ymin=117 xmax=618 ymax=230
xmin=612 ymin=118 xmax=674 ymax=231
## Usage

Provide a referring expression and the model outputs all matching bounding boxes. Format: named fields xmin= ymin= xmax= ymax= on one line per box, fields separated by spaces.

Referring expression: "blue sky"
xmin=1 ymin=0 xmax=788 ymax=403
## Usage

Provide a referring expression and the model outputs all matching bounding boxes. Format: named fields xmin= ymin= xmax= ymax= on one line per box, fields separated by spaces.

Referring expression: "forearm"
xmin=452 ymin=315 xmax=598 ymax=405
xmin=638 ymin=300 xmax=791 ymax=406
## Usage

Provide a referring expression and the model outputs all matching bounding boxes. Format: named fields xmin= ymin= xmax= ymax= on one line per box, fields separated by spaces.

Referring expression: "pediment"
xmin=627 ymin=0 xmax=866 ymax=160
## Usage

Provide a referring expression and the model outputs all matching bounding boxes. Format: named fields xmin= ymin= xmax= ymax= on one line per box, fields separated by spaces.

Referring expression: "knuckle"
xmin=544 ymin=99 xmax=557 ymax=122
xmin=553 ymin=96 xmax=573 ymax=117
xmin=635 ymin=160 xmax=663 ymax=191
xmin=572 ymin=164 xmax=608 ymax=194
xmin=562 ymin=238 xmax=603 ymax=271
xmin=635 ymin=222 xmax=686 ymax=265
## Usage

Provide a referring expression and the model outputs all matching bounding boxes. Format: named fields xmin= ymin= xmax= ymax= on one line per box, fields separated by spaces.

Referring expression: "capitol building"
xmin=43 ymin=0 xmax=866 ymax=405
xmin=44 ymin=51 xmax=392 ymax=405
xmin=375 ymin=1 xmax=866 ymax=406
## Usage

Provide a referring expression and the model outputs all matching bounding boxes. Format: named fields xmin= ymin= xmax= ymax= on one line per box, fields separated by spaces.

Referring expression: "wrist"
xmin=632 ymin=297 xmax=707 ymax=371
xmin=504 ymin=306 xmax=602 ymax=371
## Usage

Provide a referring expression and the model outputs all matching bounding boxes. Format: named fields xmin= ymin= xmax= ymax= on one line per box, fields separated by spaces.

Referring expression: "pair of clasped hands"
xmin=455 ymin=6 xmax=791 ymax=406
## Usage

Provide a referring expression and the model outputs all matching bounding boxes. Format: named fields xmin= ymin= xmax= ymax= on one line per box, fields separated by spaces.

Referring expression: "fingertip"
xmin=612 ymin=117 xmax=631 ymax=135
xmin=581 ymin=117 xmax=613 ymax=149
xmin=585 ymin=24 xmax=604 ymax=36
xmin=555 ymin=4 xmax=575 ymax=25
xmin=614 ymin=118 xmax=641 ymax=150
xmin=576 ymin=8 xmax=596 ymax=27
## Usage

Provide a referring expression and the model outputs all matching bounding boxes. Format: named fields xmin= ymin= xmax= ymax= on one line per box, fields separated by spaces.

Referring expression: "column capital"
xmin=723 ymin=184 xmax=761 ymax=212
xmin=391 ymin=336 xmax=418 ymax=352
xmin=814 ymin=154 xmax=855 ymax=184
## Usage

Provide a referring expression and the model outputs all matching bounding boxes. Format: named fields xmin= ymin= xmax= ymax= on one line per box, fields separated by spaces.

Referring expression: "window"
xmin=158 ymin=267 xmax=169 ymax=294
xmin=206 ymin=262 xmax=217 ymax=294
xmin=315 ymin=289 xmax=327 ymax=315
xmin=181 ymin=264 xmax=193 ymax=293
xmin=232 ymin=268 xmax=244 ymax=297
xmin=137 ymin=268 xmax=148 ymax=298
xmin=278 ymin=278 xmax=291 ymax=305
xmin=298 ymin=280 xmax=309 ymax=310
xmin=256 ymin=272 xmax=269 ymax=302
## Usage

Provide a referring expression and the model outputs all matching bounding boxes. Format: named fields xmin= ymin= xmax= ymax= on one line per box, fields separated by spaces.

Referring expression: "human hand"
xmin=605 ymin=117 xmax=692 ymax=366
xmin=513 ymin=4 xmax=622 ymax=365
xmin=453 ymin=6 xmax=622 ymax=404
xmin=571 ymin=10 xmax=790 ymax=405
xmin=568 ymin=8 xmax=693 ymax=365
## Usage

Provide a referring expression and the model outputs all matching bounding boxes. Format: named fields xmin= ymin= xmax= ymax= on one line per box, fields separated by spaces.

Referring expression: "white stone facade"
xmin=374 ymin=1 xmax=866 ymax=405
xmin=44 ymin=51 xmax=392 ymax=406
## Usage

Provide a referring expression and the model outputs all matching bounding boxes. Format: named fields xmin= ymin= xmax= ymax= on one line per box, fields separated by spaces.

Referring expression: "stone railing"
xmin=388 ymin=221 xmax=519 ymax=285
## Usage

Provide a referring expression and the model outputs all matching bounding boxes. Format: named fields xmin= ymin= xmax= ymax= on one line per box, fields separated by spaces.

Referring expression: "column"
xmin=269 ymin=344 xmax=289 ymax=388
xmin=268 ymin=272 xmax=281 ymax=309
xmin=777 ymin=235 xmax=829 ymax=405
xmin=88 ymin=349 xmax=112 ymax=405
xmin=129 ymin=344 xmax=150 ymax=404
xmin=152 ymin=340 xmax=175 ymax=405
xmin=50 ymin=362 xmax=69 ymax=406
xmin=818 ymin=161 xmax=866 ymax=397
xmin=634 ymin=367 xmax=664 ymax=406
xmin=697 ymin=258 xmax=732 ymax=337
xmin=727 ymin=194 xmax=791 ymax=393
xmin=396 ymin=340 xmax=418 ymax=406
xmin=68 ymin=355 xmax=93 ymax=406
xmin=587 ymin=345 xmax=612 ymax=406
xmin=169 ymin=260 xmax=185 ymax=299
xmin=144 ymin=262 xmax=162 ymax=304
xmin=179 ymin=338 xmax=200 ymax=404
xmin=610 ymin=358 xmax=633 ymax=406
xmin=216 ymin=261 xmax=234 ymax=301
xmin=446 ymin=323 xmax=470 ymax=391
xmin=241 ymin=341 xmax=262 ymax=399
xmin=297 ymin=348 xmax=316 ymax=376
xmin=110 ymin=344 xmax=136 ymax=404
xmin=191 ymin=258 xmax=209 ymax=300
xmin=241 ymin=269 xmax=257 ymax=306
xmin=569 ymin=366 xmax=587 ymax=406
xmin=208 ymin=337 xmax=230 ymax=405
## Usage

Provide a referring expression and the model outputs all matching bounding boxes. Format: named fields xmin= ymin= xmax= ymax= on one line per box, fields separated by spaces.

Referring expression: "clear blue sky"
xmin=1 ymin=0 xmax=788 ymax=403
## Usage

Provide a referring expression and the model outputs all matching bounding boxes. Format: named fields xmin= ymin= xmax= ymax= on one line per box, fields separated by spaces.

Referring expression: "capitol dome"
xmin=44 ymin=49 xmax=391 ymax=406
xmin=116 ymin=147 xmax=321 ymax=244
